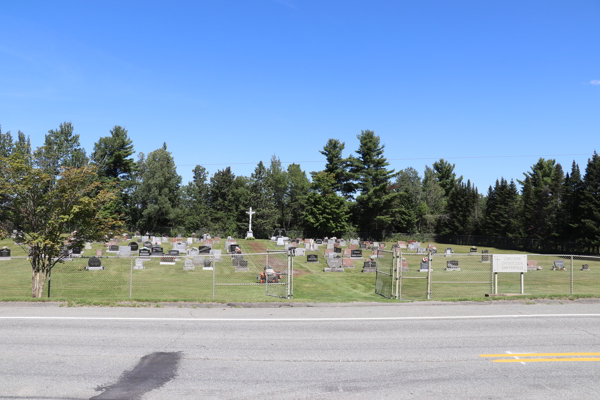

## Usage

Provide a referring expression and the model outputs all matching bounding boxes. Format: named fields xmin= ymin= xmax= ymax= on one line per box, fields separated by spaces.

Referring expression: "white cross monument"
xmin=246 ymin=207 xmax=256 ymax=239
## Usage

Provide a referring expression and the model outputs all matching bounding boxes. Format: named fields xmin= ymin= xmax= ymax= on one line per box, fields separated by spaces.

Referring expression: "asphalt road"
xmin=2 ymin=301 xmax=600 ymax=400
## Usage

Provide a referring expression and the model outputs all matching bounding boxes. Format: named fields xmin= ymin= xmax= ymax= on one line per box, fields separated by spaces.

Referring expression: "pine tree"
xmin=580 ymin=152 xmax=600 ymax=253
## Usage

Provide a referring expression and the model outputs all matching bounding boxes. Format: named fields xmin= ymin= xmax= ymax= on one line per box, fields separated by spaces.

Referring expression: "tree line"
xmin=1 ymin=122 xmax=599 ymax=253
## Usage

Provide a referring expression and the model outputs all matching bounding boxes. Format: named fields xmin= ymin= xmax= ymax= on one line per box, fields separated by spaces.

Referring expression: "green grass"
xmin=1 ymin=237 xmax=599 ymax=303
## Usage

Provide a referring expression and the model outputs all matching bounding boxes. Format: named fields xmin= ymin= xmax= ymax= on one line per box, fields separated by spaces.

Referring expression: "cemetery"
xmin=1 ymin=234 xmax=600 ymax=302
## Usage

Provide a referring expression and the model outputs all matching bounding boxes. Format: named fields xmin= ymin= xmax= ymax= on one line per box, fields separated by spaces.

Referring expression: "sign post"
xmin=492 ymin=255 xmax=528 ymax=295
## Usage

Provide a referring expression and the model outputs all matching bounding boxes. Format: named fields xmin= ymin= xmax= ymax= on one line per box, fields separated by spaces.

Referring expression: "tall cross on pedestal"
xmin=246 ymin=207 xmax=256 ymax=232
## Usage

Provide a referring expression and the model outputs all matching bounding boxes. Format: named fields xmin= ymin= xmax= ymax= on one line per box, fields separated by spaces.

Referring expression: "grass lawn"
xmin=1 ymin=237 xmax=599 ymax=303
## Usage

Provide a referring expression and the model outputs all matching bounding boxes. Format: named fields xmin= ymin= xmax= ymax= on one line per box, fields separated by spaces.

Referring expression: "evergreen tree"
xmin=285 ymin=163 xmax=310 ymax=232
xmin=266 ymin=155 xmax=288 ymax=228
xmin=348 ymin=130 xmax=397 ymax=239
xmin=134 ymin=146 xmax=181 ymax=234
xmin=432 ymin=159 xmax=463 ymax=197
xmin=35 ymin=122 xmax=88 ymax=175
xmin=0 ymin=127 xmax=13 ymax=157
xmin=420 ymin=166 xmax=446 ymax=232
xmin=580 ymin=152 xmax=600 ymax=253
xmin=303 ymin=172 xmax=349 ymax=237
xmin=249 ymin=161 xmax=278 ymax=238
xmin=208 ymin=167 xmax=238 ymax=236
xmin=320 ymin=139 xmax=354 ymax=198
xmin=561 ymin=161 xmax=583 ymax=243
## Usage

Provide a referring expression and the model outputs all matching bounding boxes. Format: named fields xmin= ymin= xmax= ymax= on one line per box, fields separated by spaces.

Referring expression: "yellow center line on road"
xmin=494 ymin=358 xmax=600 ymax=363
xmin=480 ymin=353 xmax=600 ymax=358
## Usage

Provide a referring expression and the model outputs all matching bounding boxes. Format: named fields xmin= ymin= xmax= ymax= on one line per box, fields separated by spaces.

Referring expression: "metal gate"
xmin=375 ymin=249 xmax=396 ymax=299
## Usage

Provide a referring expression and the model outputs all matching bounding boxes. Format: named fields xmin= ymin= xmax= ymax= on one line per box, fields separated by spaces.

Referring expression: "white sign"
xmin=493 ymin=255 xmax=527 ymax=273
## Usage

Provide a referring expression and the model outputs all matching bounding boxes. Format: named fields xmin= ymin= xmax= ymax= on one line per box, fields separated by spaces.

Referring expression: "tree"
xmin=320 ymin=139 xmax=353 ymax=198
xmin=580 ymin=152 xmax=600 ymax=253
xmin=0 ymin=127 xmax=13 ymax=157
xmin=390 ymin=168 xmax=422 ymax=233
xmin=303 ymin=172 xmax=349 ymax=237
xmin=561 ymin=161 xmax=583 ymax=244
xmin=483 ymin=178 xmax=521 ymax=237
xmin=432 ymin=159 xmax=463 ymax=197
xmin=0 ymin=153 xmax=122 ymax=298
xmin=439 ymin=180 xmax=481 ymax=235
xmin=519 ymin=158 xmax=563 ymax=247
xmin=208 ymin=167 xmax=238 ymax=236
xmin=348 ymin=130 xmax=397 ymax=239
xmin=91 ymin=126 xmax=136 ymax=226
xmin=267 ymin=155 xmax=288 ymax=228
xmin=134 ymin=145 xmax=181 ymax=234
xmin=35 ymin=122 xmax=88 ymax=175
xmin=420 ymin=166 xmax=446 ymax=232
xmin=248 ymin=161 xmax=278 ymax=238
xmin=284 ymin=163 xmax=310 ymax=232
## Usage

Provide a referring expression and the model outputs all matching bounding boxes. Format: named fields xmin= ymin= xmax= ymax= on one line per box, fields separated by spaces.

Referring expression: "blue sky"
xmin=1 ymin=0 xmax=598 ymax=191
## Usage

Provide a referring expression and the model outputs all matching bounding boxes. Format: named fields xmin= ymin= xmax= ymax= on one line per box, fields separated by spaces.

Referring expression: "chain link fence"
xmin=0 ymin=252 xmax=292 ymax=301
xmin=394 ymin=252 xmax=600 ymax=300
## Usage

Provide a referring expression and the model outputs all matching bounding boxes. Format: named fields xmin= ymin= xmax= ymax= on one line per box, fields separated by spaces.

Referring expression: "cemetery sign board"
xmin=492 ymin=255 xmax=527 ymax=273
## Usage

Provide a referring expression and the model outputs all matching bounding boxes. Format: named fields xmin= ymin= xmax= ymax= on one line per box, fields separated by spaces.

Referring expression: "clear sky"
xmin=1 ymin=0 xmax=598 ymax=192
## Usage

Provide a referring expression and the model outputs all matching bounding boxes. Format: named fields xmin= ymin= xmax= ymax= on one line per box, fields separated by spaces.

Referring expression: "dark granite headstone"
xmin=168 ymin=250 xmax=180 ymax=256
xmin=307 ymin=254 xmax=318 ymax=263
xmin=144 ymin=241 xmax=152 ymax=248
xmin=151 ymin=246 xmax=164 ymax=256
xmin=72 ymin=247 xmax=81 ymax=255
xmin=139 ymin=248 xmax=151 ymax=257
xmin=130 ymin=242 xmax=139 ymax=251
xmin=198 ymin=246 xmax=211 ymax=254
xmin=351 ymin=249 xmax=362 ymax=258
xmin=0 ymin=248 xmax=11 ymax=258
xmin=315 ymin=239 xmax=323 ymax=245
xmin=229 ymin=244 xmax=240 ymax=253
xmin=109 ymin=245 xmax=118 ymax=252
xmin=334 ymin=247 xmax=342 ymax=253
xmin=88 ymin=257 xmax=102 ymax=268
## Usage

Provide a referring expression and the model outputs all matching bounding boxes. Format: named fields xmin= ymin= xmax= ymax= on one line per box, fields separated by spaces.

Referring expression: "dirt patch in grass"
xmin=247 ymin=241 xmax=267 ymax=253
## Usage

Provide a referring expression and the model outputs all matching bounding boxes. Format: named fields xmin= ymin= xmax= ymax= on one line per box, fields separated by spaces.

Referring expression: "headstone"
xmin=359 ymin=242 xmax=366 ymax=249
xmin=362 ymin=260 xmax=376 ymax=273
xmin=129 ymin=242 xmax=139 ymax=251
xmin=142 ymin=236 xmax=149 ymax=242
xmin=276 ymin=237 xmax=285 ymax=246
xmin=108 ymin=245 xmax=119 ymax=253
xmin=351 ymin=249 xmax=363 ymax=258
xmin=187 ymin=238 xmax=193 ymax=245
xmin=134 ymin=258 xmax=145 ymax=269
xmin=552 ymin=260 xmax=566 ymax=271
xmin=193 ymin=256 xmax=205 ymax=267
xmin=581 ymin=264 xmax=590 ymax=271
xmin=344 ymin=249 xmax=351 ymax=256
xmin=118 ymin=246 xmax=132 ymax=257
xmin=210 ymin=249 xmax=221 ymax=260
xmin=85 ymin=242 xmax=93 ymax=250
xmin=307 ymin=254 xmax=318 ymax=263
xmin=96 ymin=249 xmax=103 ymax=257
xmin=0 ymin=248 xmax=12 ymax=260
xmin=527 ymin=260 xmax=539 ymax=270
xmin=316 ymin=239 xmax=323 ymax=245
xmin=139 ymin=248 xmax=151 ymax=258
xmin=198 ymin=246 xmax=211 ymax=254
xmin=229 ymin=244 xmax=241 ymax=254
xmin=162 ymin=237 xmax=169 ymax=243
xmin=379 ymin=243 xmax=385 ymax=249
xmin=189 ymin=248 xmax=199 ymax=257
xmin=334 ymin=247 xmax=342 ymax=254
xmin=203 ymin=258 xmax=213 ymax=270
xmin=168 ymin=250 xmax=180 ymax=257
xmin=160 ymin=256 xmax=176 ymax=265
xmin=86 ymin=257 xmax=103 ymax=270
xmin=342 ymin=258 xmax=354 ymax=268
xmin=446 ymin=260 xmax=460 ymax=271
xmin=445 ymin=248 xmax=453 ymax=257
xmin=174 ymin=242 xmax=188 ymax=252
xmin=144 ymin=241 xmax=152 ymax=248
xmin=481 ymin=250 xmax=489 ymax=263
xmin=419 ymin=259 xmax=429 ymax=272
xmin=295 ymin=248 xmax=305 ymax=256
xmin=183 ymin=258 xmax=195 ymax=270
xmin=235 ymin=260 xmax=249 ymax=271
xmin=399 ymin=258 xmax=409 ymax=272
xmin=71 ymin=247 xmax=82 ymax=257
xmin=151 ymin=246 xmax=164 ymax=256
xmin=324 ymin=258 xmax=343 ymax=272
xmin=470 ymin=246 xmax=477 ymax=253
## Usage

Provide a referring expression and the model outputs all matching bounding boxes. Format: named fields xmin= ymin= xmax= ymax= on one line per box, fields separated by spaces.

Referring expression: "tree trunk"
xmin=31 ymin=270 xmax=46 ymax=298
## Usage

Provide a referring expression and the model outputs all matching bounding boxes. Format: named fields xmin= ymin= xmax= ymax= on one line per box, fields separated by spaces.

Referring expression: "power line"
xmin=174 ymin=153 xmax=591 ymax=167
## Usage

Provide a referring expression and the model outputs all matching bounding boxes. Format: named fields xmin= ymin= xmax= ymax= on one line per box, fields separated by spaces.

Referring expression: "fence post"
xmin=427 ymin=250 xmax=432 ymax=300
xmin=212 ymin=258 xmax=216 ymax=300
xmin=47 ymin=269 xmax=52 ymax=298
xmin=396 ymin=251 xmax=401 ymax=300
xmin=129 ymin=258 xmax=133 ymax=299
xmin=570 ymin=255 xmax=574 ymax=295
